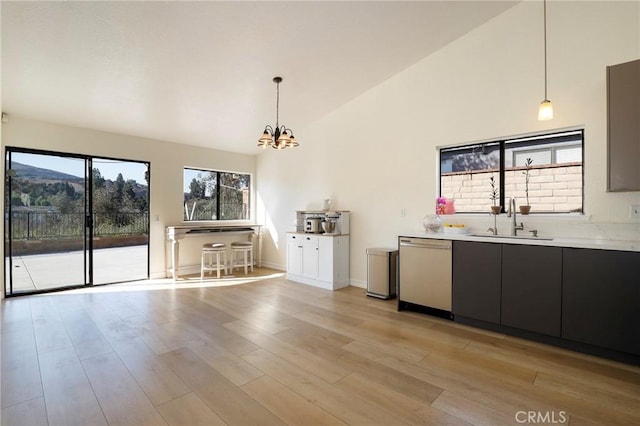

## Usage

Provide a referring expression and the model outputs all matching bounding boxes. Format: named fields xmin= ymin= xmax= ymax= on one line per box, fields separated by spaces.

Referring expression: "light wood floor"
xmin=2 ymin=269 xmax=640 ymax=426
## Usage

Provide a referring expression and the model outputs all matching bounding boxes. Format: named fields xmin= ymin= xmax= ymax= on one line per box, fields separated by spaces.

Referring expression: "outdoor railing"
xmin=184 ymin=203 xmax=248 ymax=221
xmin=8 ymin=211 xmax=148 ymax=240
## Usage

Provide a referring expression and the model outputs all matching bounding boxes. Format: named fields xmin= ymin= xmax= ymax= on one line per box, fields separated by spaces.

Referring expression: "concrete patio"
xmin=5 ymin=245 xmax=148 ymax=294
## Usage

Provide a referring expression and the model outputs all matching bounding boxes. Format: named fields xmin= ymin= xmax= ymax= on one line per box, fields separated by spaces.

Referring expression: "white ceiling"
xmin=2 ymin=1 xmax=518 ymax=155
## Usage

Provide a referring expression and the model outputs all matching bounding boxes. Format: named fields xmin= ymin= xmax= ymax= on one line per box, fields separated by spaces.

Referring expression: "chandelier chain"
xmin=275 ymin=79 xmax=280 ymax=128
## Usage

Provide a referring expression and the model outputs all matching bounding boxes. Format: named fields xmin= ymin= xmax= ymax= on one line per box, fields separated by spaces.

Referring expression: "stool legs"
xmin=201 ymin=248 xmax=227 ymax=280
xmin=230 ymin=247 xmax=253 ymax=275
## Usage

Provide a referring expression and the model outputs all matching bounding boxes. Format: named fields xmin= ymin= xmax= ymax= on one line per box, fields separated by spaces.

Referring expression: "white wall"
xmin=2 ymin=116 xmax=256 ymax=279
xmin=257 ymin=1 xmax=640 ymax=287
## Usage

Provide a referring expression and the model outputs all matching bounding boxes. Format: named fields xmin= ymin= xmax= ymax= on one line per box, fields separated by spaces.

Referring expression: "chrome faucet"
xmin=507 ymin=197 xmax=524 ymax=236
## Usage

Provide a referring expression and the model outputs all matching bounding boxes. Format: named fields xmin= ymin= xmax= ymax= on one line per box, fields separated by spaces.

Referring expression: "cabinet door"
xmin=607 ymin=59 xmax=640 ymax=191
xmin=301 ymin=236 xmax=319 ymax=278
xmin=563 ymin=248 xmax=640 ymax=355
xmin=317 ymin=236 xmax=334 ymax=283
xmin=452 ymin=241 xmax=502 ymax=324
xmin=502 ymin=245 xmax=562 ymax=337
xmin=286 ymin=235 xmax=303 ymax=275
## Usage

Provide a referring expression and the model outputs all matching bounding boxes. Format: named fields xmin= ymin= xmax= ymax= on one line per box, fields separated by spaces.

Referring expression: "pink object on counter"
xmin=444 ymin=198 xmax=456 ymax=214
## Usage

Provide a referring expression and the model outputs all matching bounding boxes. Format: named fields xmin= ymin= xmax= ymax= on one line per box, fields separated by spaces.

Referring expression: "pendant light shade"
xmin=538 ymin=0 xmax=553 ymax=121
xmin=538 ymin=99 xmax=553 ymax=121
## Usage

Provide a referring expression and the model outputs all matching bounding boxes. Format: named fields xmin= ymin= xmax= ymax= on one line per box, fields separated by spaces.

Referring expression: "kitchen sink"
xmin=469 ymin=234 xmax=554 ymax=241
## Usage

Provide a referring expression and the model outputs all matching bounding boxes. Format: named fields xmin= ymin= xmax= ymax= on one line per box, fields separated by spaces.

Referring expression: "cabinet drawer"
xmin=287 ymin=233 xmax=318 ymax=247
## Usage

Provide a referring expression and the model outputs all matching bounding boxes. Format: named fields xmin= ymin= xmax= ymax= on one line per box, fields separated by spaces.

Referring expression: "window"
xmin=183 ymin=168 xmax=250 ymax=221
xmin=439 ymin=129 xmax=583 ymax=214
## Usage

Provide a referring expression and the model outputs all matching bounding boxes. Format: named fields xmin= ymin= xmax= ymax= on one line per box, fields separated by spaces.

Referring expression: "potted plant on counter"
xmin=520 ymin=158 xmax=533 ymax=215
xmin=489 ymin=175 xmax=501 ymax=214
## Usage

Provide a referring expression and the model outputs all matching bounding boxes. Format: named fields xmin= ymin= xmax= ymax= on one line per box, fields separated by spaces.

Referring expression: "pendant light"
xmin=538 ymin=0 xmax=553 ymax=120
xmin=257 ymin=76 xmax=299 ymax=150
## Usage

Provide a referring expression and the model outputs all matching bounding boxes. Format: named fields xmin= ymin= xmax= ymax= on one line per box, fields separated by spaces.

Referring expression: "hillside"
xmin=11 ymin=161 xmax=84 ymax=182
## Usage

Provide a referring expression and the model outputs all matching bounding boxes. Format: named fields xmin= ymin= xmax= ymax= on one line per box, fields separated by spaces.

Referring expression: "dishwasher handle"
xmin=399 ymin=239 xmax=451 ymax=250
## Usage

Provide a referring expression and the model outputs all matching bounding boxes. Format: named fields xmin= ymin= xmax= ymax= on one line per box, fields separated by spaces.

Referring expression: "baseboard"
xmin=259 ymin=261 xmax=285 ymax=271
xmin=349 ymin=279 xmax=366 ymax=289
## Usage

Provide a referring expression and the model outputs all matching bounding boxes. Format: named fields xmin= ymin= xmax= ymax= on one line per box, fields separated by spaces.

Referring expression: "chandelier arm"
xmin=263 ymin=125 xmax=274 ymax=135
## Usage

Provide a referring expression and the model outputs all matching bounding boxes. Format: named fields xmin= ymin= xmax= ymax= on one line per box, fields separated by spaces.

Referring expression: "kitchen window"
xmin=439 ymin=129 xmax=583 ymax=214
xmin=183 ymin=168 xmax=250 ymax=221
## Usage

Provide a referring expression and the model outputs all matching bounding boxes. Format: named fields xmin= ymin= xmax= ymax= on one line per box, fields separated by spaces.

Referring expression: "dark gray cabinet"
xmin=452 ymin=241 xmax=501 ymax=324
xmin=562 ymin=248 xmax=640 ymax=355
xmin=502 ymin=245 xmax=562 ymax=337
xmin=607 ymin=59 xmax=640 ymax=192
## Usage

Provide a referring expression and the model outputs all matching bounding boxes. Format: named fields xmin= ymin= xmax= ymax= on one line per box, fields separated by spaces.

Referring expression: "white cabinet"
xmin=286 ymin=235 xmax=304 ymax=276
xmin=286 ymin=233 xmax=349 ymax=290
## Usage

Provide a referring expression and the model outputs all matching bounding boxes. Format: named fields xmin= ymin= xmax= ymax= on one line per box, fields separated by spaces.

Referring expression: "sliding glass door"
xmin=4 ymin=148 xmax=149 ymax=296
xmin=91 ymin=158 xmax=149 ymax=285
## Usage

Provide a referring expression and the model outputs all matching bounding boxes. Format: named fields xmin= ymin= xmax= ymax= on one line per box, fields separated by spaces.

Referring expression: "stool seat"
xmin=231 ymin=241 xmax=253 ymax=248
xmin=201 ymin=242 xmax=227 ymax=279
xmin=203 ymin=242 xmax=226 ymax=250
xmin=230 ymin=240 xmax=254 ymax=275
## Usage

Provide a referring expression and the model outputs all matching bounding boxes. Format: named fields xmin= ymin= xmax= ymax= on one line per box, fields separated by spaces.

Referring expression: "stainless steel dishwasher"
xmin=398 ymin=237 xmax=452 ymax=313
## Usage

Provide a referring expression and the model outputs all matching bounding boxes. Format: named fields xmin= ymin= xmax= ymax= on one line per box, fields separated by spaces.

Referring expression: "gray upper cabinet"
xmin=607 ymin=58 xmax=640 ymax=192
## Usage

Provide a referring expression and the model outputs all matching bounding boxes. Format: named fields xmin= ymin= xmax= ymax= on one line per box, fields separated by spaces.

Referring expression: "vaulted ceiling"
xmin=2 ymin=1 xmax=518 ymax=155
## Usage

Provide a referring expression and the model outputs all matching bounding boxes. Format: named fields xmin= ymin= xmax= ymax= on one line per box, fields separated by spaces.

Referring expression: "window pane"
xmin=438 ymin=130 xmax=584 ymax=214
xmin=219 ymin=172 xmax=250 ymax=220
xmin=440 ymin=142 xmax=500 ymax=213
xmin=505 ymin=131 xmax=583 ymax=213
xmin=183 ymin=168 xmax=250 ymax=221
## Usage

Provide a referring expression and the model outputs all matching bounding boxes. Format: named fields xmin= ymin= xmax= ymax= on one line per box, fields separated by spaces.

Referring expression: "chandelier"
xmin=538 ymin=0 xmax=553 ymax=121
xmin=258 ymin=76 xmax=299 ymax=149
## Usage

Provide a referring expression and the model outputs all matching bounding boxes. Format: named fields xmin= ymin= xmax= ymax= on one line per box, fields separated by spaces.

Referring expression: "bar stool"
xmin=230 ymin=241 xmax=254 ymax=275
xmin=201 ymin=243 xmax=227 ymax=279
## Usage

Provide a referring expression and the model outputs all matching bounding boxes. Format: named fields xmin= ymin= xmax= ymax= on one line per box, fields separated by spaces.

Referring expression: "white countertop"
xmin=287 ymin=232 xmax=349 ymax=237
xmin=399 ymin=231 xmax=640 ymax=252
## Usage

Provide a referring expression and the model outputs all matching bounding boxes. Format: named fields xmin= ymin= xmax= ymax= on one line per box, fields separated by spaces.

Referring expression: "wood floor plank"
xmin=38 ymin=346 xmax=107 ymax=426
xmin=187 ymin=339 xmax=265 ymax=386
xmin=108 ymin=336 xmax=191 ymax=406
xmin=0 ymin=397 xmax=48 ymax=426
xmin=241 ymin=375 xmax=347 ymax=426
xmin=292 ymin=309 xmax=428 ymax=362
xmin=275 ymin=320 xmax=443 ymax=404
xmin=431 ymin=390 xmax=520 ymax=426
xmin=466 ymin=338 xmax=640 ymax=387
xmin=224 ymin=319 xmax=351 ymax=384
xmin=335 ymin=372 xmax=464 ymax=426
xmin=533 ymin=371 xmax=640 ymax=418
xmin=1 ymin=297 xmax=34 ymax=335
xmin=58 ymin=308 xmax=114 ymax=360
xmin=156 ymin=392 xmax=226 ymax=426
xmin=82 ymin=352 xmax=167 ymax=426
xmin=171 ymin=310 xmax=260 ymax=356
xmin=1 ymin=356 xmax=43 ymax=410
xmin=159 ymin=347 xmax=285 ymax=426
xmin=241 ymin=347 xmax=410 ymax=425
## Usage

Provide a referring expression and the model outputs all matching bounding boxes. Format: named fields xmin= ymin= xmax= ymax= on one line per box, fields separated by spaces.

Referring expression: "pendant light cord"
xmin=543 ymin=0 xmax=548 ymax=100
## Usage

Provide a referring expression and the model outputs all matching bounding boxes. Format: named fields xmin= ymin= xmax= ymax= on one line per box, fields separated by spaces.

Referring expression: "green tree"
xmin=93 ymin=168 xmax=106 ymax=188
xmin=10 ymin=193 xmax=24 ymax=207
xmin=114 ymin=173 xmax=125 ymax=203
xmin=189 ymin=178 xmax=206 ymax=199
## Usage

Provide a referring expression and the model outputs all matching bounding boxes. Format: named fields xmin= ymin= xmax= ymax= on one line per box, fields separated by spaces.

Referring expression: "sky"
xmin=11 ymin=152 xmax=149 ymax=185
